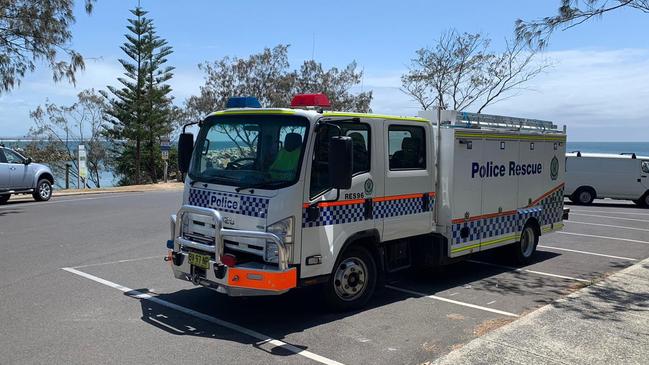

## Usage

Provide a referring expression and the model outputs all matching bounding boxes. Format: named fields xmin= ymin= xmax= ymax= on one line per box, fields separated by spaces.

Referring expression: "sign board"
xmin=161 ymin=150 xmax=169 ymax=160
xmin=160 ymin=137 xmax=171 ymax=152
xmin=78 ymin=144 xmax=88 ymax=179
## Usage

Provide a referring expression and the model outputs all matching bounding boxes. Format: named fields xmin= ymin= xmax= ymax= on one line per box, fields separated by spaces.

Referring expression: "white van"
xmin=565 ymin=152 xmax=649 ymax=206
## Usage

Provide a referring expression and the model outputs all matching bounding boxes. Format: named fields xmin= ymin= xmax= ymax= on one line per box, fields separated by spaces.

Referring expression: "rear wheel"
xmin=0 ymin=194 xmax=9 ymax=205
xmin=32 ymin=179 xmax=52 ymax=201
xmin=324 ymin=246 xmax=377 ymax=311
xmin=511 ymin=224 xmax=539 ymax=265
xmin=572 ymin=187 xmax=595 ymax=205
xmin=635 ymin=193 xmax=649 ymax=208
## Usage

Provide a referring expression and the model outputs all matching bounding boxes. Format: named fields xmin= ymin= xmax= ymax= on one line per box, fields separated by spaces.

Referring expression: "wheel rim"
xmin=520 ymin=227 xmax=535 ymax=258
xmin=579 ymin=191 xmax=591 ymax=203
xmin=333 ymin=257 xmax=368 ymax=301
xmin=39 ymin=183 xmax=51 ymax=199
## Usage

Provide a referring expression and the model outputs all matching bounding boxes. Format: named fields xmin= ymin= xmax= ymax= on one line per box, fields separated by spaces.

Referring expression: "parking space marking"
xmin=61 ymin=267 xmax=345 ymax=365
xmin=538 ymin=245 xmax=637 ymax=261
xmin=565 ymin=220 xmax=649 ymax=232
xmin=569 ymin=209 xmax=649 ymax=217
xmin=385 ymin=285 xmax=519 ymax=318
xmin=0 ymin=193 xmax=146 ymax=210
xmin=466 ymin=260 xmax=591 ymax=283
xmin=557 ymin=231 xmax=649 ymax=245
xmin=569 ymin=213 xmax=649 ymax=223
xmin=71 ymin=255 xmax=162 ymax=269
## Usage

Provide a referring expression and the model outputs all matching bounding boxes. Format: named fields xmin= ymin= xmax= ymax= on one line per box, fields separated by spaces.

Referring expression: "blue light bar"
xmin=226 ymin=96 xmax=261 ymax=108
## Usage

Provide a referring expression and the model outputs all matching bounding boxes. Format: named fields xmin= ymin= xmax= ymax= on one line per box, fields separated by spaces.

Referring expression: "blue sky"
xmin=1 ymin=0 xmax=648 ymax=141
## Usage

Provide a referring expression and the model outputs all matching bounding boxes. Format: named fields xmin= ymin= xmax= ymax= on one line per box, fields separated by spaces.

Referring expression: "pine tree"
xmin=102 ymin=6 xmax=174 ymax=185
xmin=142 ymin=24 xmax=174 ymax=183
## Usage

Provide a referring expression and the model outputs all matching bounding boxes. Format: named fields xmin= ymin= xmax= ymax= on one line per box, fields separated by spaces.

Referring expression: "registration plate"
xmin=188 ymin=252 xmax=211 ymax=270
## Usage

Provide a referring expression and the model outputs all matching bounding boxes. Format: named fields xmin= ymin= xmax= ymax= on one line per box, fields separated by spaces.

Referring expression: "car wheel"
xmin=33 ymin=179 xmax=52 ymax=201
xmin=511 ymin=224 xmax=539 ymax=265
xmin=0 ymin=194 xmax=9 ymax=205
xmin=324 ymin=246 xmax=377 ymax=311
xmin=636 ymin=193 xmax=649 ymax=208
xmin=573 ymin=187 xmax=595 ymax=205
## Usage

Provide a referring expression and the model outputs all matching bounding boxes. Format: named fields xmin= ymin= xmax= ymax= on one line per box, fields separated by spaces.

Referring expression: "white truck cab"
xmin=167 ymin=94 xmax=568 ymax=310
xmin=565 ymin=152 xmax=649 ymax=206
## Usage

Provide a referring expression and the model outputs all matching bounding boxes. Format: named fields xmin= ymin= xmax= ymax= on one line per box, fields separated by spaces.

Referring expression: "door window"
xmin=4 ymin=149 xmax=24 ymax=164
xmin=0 ymin=149 xmax=6 ymax=163
xmin=642 ymin=161 xmax=649 ymax=174
xmin=310 ymin=122 xmax=371 ymax=197
xmin=388 ymin=125 xmax=426 ymax=170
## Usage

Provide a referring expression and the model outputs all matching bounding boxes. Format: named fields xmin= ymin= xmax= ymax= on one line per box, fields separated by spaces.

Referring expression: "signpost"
xmin=160 ymin=137 xmax=171 ymax=183
xmin=78 ymin=144 xmax=88 ymax=189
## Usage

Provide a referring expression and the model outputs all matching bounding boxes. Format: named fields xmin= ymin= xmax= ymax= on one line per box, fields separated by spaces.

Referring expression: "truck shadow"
xmin=130 ymin=248 xmax=630 ymax=357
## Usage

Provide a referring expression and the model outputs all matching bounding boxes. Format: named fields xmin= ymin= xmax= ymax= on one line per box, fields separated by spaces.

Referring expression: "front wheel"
xmin=635 ymin=193 xmax=649 ymax=208
xmin=324 ymin=246 xmax=377 ymax=311
xmin=33 ymin=179 xmax=52 ymax=201
xmin=511 ymin=225 xmax=539 ymax=265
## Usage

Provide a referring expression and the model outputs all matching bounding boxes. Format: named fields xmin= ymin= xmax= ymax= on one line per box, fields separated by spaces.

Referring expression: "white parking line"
xmin=467 ymin=260 xmax=591 ymax=283
xmin=0 ymin=193 xmax=145 ymax=209
xmin=538 ymin=245 xmax=637 ymax=261
xmin=61 ymin=267 xmax=345 ymax=365
xmin=569 ymin=209 xmax=649 ymax=217
xmin=385 ymin=285 xmax=519 ymax=318
xmin=557 ymin=231 xmax=649 ymax=245
xmin=565 ymin=220 xmax=649 ymax=232
xmin=569 ymin=213 xmax=649 ymax=223
xmin=71 ymin=255 xmax=162 ymax=269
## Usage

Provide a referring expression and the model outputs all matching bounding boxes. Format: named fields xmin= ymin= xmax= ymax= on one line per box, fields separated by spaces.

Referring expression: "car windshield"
xmin=189 ymin=114 xmax=309 ymax=189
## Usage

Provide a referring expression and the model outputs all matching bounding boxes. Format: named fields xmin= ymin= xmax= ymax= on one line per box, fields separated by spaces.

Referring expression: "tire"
xmin=572 ymin=187 xmax=595 ymax=205
xmin=32 ymin=179 xmax=52 ymax=201
xmin=635 ymin=193 xmax=649 ymax=208
xmin=324 ymin=246 xmax=377 ymax=311
xmin=511 ymin=224 xmax=539 ymax=265
xmin=0 ymin=194 xmax=9 ymax=205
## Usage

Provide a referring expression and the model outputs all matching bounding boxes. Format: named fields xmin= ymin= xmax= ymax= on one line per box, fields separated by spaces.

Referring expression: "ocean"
xmin=566 ymin=142 xmax=649 ymax=157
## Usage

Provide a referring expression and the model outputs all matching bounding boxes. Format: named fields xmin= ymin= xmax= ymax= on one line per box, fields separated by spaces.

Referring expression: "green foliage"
xmin=182 ymin=44 xmax=372 ymax=125
xmin=516 ymin=1 xmax=649 ymax=49
xmin=401 ymin=29 xmax=547 ymax=113
xmin=102 ymin=6 xmax=174 ymax=185
xmin=28 ymin=89 xmax=107 ymax=188
xmin=0 ymin=0 xmax=96 ymax=93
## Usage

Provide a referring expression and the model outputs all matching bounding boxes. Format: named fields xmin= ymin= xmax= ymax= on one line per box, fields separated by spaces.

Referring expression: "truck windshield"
xmin=189 ymin=114 xmax=309 ymax=189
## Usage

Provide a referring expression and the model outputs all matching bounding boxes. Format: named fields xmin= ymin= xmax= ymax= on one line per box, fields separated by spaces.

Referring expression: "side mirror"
xmin=328 ymin=136 xmax=353 ymax=190
xmin=24 ymin=157 xmax=32 ymax=165
xmin=178 ymin=133 xmax=194 ymax=174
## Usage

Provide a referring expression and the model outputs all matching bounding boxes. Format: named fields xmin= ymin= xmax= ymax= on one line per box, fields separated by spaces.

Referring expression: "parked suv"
xmin=0 ymin=146 xmax=54 ymax=204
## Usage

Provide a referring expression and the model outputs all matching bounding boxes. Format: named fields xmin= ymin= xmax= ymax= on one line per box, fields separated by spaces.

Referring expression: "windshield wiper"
xmin=235 ymin=180 xmax=290 ymax=192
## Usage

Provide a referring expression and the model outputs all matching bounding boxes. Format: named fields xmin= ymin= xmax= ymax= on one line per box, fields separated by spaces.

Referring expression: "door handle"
xmin=9 ymin=167 xmax=16 ymax=171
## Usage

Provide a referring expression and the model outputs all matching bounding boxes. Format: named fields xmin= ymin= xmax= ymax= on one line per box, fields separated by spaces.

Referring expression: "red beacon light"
xmin=290 ymin=93 xmax=331 ymax=110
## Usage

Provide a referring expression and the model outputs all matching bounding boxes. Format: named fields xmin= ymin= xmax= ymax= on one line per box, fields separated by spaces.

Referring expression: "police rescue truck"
xmin=167 ymin=94 xmax=567 ymax=310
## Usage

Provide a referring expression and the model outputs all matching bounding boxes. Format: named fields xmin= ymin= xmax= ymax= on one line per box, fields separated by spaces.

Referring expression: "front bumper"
xmin=168 ymin=205 xmax=297 ymax=296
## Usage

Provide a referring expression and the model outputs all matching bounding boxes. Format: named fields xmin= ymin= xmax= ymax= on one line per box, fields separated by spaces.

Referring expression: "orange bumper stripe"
xmin=227 ymin=267 xmax=297 ymax=292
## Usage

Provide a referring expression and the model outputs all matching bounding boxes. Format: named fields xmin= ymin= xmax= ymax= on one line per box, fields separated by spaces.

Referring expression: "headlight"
xmin=266 ymin=216 xmax=294 ymax=244
xmin=265 ymin=217 xmax=294 ymax=264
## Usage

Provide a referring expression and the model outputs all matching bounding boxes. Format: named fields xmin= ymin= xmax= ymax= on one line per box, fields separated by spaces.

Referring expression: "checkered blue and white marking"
xmin=302 ymin=193 xmax=435 ymax=228
xmin=188 ymin=188 xmax=269 ymax=219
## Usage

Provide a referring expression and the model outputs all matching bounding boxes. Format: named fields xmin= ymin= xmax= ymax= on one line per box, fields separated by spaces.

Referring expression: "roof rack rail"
xmin=620 ymin=152 xmax=637 ymax=159
xmin=454 ymin=111 xmax=557 ymax=131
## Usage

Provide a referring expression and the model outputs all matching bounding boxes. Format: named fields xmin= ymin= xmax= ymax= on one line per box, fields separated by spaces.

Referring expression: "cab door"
xmin=382 ymin=120 xmax=434 ymax=241
xmin=3 ymin=149 xmax=30 ymax=189
xmin=300 ymin=119 xmax=383 ymax=279
xmin=640 ymin=160 xmax=649 ymax=190
xmin=0 ymin=149 xmax=11 ymax=189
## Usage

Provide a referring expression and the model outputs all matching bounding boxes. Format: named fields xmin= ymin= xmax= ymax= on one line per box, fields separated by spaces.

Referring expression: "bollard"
xmin=65 ymin=163 xmax=71 ymax=189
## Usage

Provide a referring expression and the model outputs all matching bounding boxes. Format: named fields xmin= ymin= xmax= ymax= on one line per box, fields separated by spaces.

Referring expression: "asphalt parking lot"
xmin=1 ymin=191 xmax=648 ymax=364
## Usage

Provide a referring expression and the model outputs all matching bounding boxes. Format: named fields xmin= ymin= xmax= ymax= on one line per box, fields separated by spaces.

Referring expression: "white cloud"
xmin=363 ymin=48 xmax=649 ymax=141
